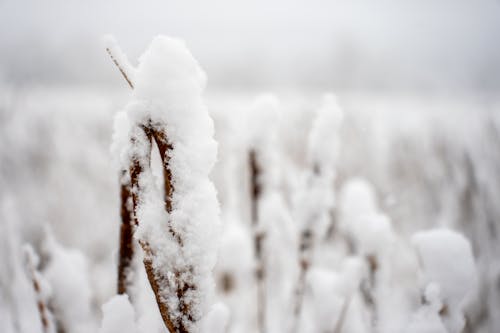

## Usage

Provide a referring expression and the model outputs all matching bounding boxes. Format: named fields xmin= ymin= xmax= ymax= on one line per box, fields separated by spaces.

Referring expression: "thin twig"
xmin=108 ymin=38 xmax=136 ymax=296
xmin=23 ymin=245 xmax=55 ymax=333
xmin=360 ymin=254 xmax=378 ymax=332
xmin=106 ymin=47 xmax=134 ymax=89
xmin=129 ymin=124 xmax=195 ymax=333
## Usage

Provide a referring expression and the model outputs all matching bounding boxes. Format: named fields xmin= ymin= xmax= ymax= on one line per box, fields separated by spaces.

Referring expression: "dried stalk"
xmin=106 ymin=46 xmax=134 ymax=89
xmin=108 ymin=43 xmax=195 ymax=332
xmin=117 ymin=171 xmax=134 ymax=295
xmin=107 ymin=40 xmax=137 ymax=296
xmin=249 ymin=149 xmax=266 ymax=333
xmin=129 ymin=124 xmax=196 ymax=333
xmin=24 ymin=246 xmax=55 ymax=333
xmin=292 ymin=163 xmax=324 ymax=332
xmin=292 ymin=228 xmax=313 ymax=332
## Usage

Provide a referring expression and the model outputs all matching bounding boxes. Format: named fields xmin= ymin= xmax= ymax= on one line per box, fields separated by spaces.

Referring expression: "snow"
xmin=355 ymin=213 xmax=395 ymax=256
xmin=43 ymin=232 xmax=96 ymax=333
xmin=0 ymin=210 xmax=45 ymax=333
xmin=0 ymin=38 xmax=494 ymax=332
xmin=99 ymin=295 xmax=139 ymax=333
xmin=112 ymin=35 xmax=220 ymax=331
xmin=245 ymin=93 xmax=283 ymax=190
xmin=306 ymin=259 xmax=364 ymax=332
xmin=293 ymin=94 xmax=344 ymax=234
xmin=307 ymin=93 xmax=343 ymax=171
xmin=246 ymin=94 xmax=281 ymax=150
xmin=200 ymin=302 xmax=230 ymax=333
xmin=339 ymin=178 xmax=378 ymax=223
xmin=412 ymin=229 xmax=478 ymax=332
xmin=412 ymin=229 xmax=478 ymax=307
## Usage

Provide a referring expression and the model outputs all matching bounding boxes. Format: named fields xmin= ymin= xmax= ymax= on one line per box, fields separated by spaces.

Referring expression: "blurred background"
xmin=1 ymin=0 xmax=500 ymax=92
xmin=1 ymin=0 xmax=500 ymax=332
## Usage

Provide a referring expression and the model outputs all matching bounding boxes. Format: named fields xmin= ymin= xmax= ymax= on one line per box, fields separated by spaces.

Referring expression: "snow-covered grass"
xmin=0 ymin=64 xmax=499 ymax=332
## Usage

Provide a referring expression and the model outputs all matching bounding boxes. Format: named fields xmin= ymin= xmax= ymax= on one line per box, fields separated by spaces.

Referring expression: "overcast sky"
xmin=1 ymin=0 xmax=500 ymax=92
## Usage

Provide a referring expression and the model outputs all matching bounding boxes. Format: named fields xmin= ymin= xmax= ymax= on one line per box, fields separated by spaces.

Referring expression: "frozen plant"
xmin=23 ymin=245 xmax=56 ymax=333
xmin=214 ymin=219 xmax=255 ymax=332
xmin=105 ymin=34 xmax=138 ymax=296
xmin=110 ymin=35 xmax=220 ymax=333
xmin=245 ymin=94 xmax=282 ymax=332
xmin=292 ymin=93 xmax=343 ymax=330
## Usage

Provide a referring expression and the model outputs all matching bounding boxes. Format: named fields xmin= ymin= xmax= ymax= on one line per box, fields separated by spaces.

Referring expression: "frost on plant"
xmin=111 ymin=36 xmax=220 ymax=332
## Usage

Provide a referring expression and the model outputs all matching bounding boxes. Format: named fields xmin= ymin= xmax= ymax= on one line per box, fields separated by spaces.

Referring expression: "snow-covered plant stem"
xmin=245 ymin=94 xmax=282 ymax=333
xmin=128 ymin=122 xmax=185 ymax=333
xmin=292 ymin=94 xmax=343 ymax=331
xmin=106 ymin=36 xmax=137 ymax=297
xmin=109 ymin=36 xmax=220 ymax=333
xmin=249 ymin=149 xmax=266 ymax=333
xmin=23 ymin=245 xmax=56 ymax=333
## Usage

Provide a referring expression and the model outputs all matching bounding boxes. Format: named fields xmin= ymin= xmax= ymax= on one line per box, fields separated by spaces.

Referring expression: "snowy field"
xmin=2 ymin=0 xmax=500 ymax=331
xmin=1 ymin=75 xmax=499 ymax=332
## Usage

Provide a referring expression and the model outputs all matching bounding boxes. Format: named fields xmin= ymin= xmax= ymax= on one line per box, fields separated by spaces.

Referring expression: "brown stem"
xmin=108 ymin=42 xmax=197 ymax=331
xmin=128 ymin=126 xmax=178 ymax=331
xmin=111 ymin=40 xmax=136 ymax=297
xmin=142 ymin=245 xmax=178 ymax=332
xmin=249 ymin=149 xmax=267 ymax=333
xmin=292 ymin=229 xmax=313 ymax=332
xmin=106 ymin=47 xmax=134 ymax=89
xmin=249 ymin=150 xmax=261 ymax=225
xmin=128 ymin=124 xmax=197 ymax=333
xmin=151 ymin=129 xmax=174 ymax=215
xmin=117 ymin=171 xmax=135 ymax=295
xmin=24 ymin=246 xmax=55 ymax=333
